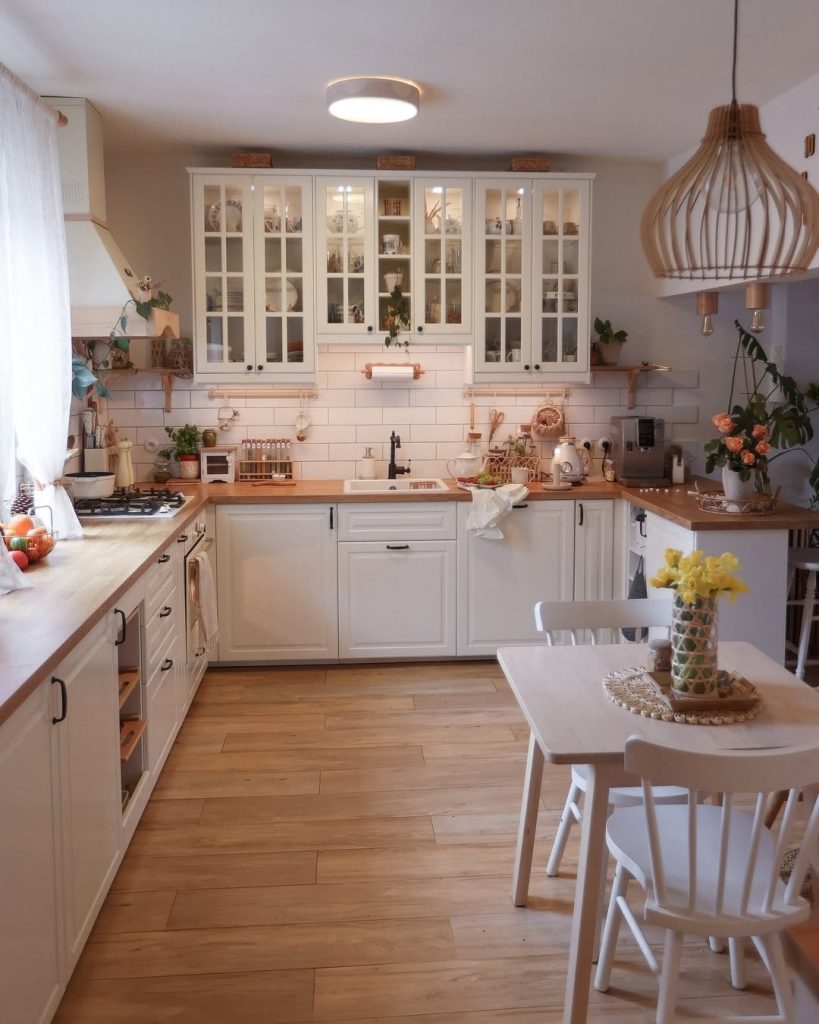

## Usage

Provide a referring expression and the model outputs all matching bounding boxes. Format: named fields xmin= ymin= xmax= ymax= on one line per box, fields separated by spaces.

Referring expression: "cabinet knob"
xmin=257 ymin=364 xmax=264 ymax=372
xmin=523 ymin=364 xmax=531 ymax=371
xmin=534 ymin=364 xmax=541 ymax=370
xmin=366 ymin=325 xmax=374 ymax=333
xmin=246 ymin=364 xmax=253 ymax=371
xmin=416 ymin=325 xmax=424 ymax=333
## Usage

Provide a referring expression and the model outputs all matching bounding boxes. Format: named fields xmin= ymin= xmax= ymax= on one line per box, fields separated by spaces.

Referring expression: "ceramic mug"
xmin=506 ymin=348 xmax=522 ymax=362
xmin=485 ymin=218 xmax=503 ymax=235
xmin=382 ymin=234 xmax=401 ymax=254
xmin=383 ymin=272 xmax=403 ymax=292
xmin=510 ymin=467 xmax=530 ymax=485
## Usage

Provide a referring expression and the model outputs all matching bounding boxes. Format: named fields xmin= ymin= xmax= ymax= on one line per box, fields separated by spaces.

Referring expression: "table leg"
xmin=563 ymin=762 xmax=614 ymax=1024
xmin=512 ymin=731 xmax=544 ymax=906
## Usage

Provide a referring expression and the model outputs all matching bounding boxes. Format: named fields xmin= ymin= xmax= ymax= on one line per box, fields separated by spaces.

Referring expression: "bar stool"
xmin=787 ymin=548 xmax=819 ymax=681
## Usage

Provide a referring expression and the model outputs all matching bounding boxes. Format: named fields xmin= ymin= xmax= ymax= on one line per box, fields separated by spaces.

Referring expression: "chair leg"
xmin=546 ymin=778 xmax=582 ymax=877
xmin=594 ymin=861 xmax=628 ymax=992
xmin=796 ymin=569 xmax=817 ymax=681
xmin=656 ymin=930 xmax=683 ymax=1024
xmin=728 ymin=937 xmax=746 ymax=990
xmin=754 ymin=932 xmax=795 ymax=1023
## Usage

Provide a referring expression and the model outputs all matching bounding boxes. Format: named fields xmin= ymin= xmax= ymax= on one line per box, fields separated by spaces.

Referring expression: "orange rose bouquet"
xmin=704 ymin=401 xmax=771 ymax=488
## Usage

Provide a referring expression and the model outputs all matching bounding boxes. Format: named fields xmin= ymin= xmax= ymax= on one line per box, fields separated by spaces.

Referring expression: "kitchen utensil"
xmin=64 ymin=472 xmax=116 ymax=499
xmin=488 ymin=408 xmax=505 ymax=443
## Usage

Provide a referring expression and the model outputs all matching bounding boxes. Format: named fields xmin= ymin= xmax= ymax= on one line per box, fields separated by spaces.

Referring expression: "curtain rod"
xmin=0 ymin=63 xmax=68 ymax=126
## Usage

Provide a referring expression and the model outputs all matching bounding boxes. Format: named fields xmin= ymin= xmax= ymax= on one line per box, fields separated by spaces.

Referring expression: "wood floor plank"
xmin=222 ymin=724 xmax=517 ymax=751
xmin=326 ymin=661 xmax=503 ymax=684
xmin=54 ymin=970 xmax=315 ymax=1024
xmin=168 ymin=874 xmax=518 ymax=931
xmin=420 ymin=740 xmax=529 ymax=762
xmin=431 ymin=811 xmax=556 ymax=844
xmin=317 ymin=843 xmax=514 ymax=883
xmin=207 ymin=666 xmax=327 ymax=687
xmin=198 ymin=784 xmax=523 ymax=827
xmin=323 ymin=708 xmax=525 ymax=730
xmin=153 ymin=767 xmax=321 ymax=800
xmin=320 ymin=759 xmax=526 ymax=795
xmin=168 ymin=745 xmax=426 ymax=773
xmin=127 ymin=816 xmax=436 ymax=857
xmin=138 ymin=798 xmax=204 ymax=828
xmin=112 ymin=850 xmax=317 ymax=893
xmin=242 ymin=694 xmax=417 ymax=713
xmin=413 ymin=691 xmax=518 ymax=709
xmin=77 ymin=918 xmax=456 ymax=980
xmin=90 ymin=891 xmax=176 ymax=935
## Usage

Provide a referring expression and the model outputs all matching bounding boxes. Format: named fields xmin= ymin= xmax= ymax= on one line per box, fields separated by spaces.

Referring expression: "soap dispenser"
xmin=358 ymin=446 xmax=376 ymax=480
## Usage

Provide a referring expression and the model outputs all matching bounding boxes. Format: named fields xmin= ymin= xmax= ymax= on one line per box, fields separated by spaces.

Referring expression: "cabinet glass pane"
xmin=203 ymin=186 xmax=220 ymax=232
xmin=425 ymin=280 xmax=442 ymax=324
xmin=286 ymin=318 xmax=304 ymax=362
xmin=263 ymin=186 xmax=282 ymax=234
xmin=265 ymin=238 xmax=282 ymax=273
xmin=225 ymin=238 xmax=243 ymax=273
xmin=484 ymin=317 xmax=501 ymax=363
xmin=205 ymin=237 xmax=221 ymax=272
xmin=445 ymin=279 xmax=462 ymax=324
xmin=324 ymin=183 xmax=369 ymax=327
xmin=377 ymin=179 xmax=411 ymax=326
xmin=283 ymin=187 xmax=303 ymax=233
xmin=227 ymin=318 xmax=244 ymax=362
xmin=206 ymin=317 xmax=223 ymax=360
xmin=225 ymin=276 xmax=243 ymax=312
xmin=285 ymin=238 xmax=303 ymax=273
xmin=541 ymin=319 xmax=557 ymax=363
xmin=206 ymin=276 xmax=222 ymax=311
xmin=563 ymin=318 xmax=578 ymax=362
xmin=265 ymin=318 xmax=282 ymax=362
xmin=480 ymin=185 xmax=525 ymax=362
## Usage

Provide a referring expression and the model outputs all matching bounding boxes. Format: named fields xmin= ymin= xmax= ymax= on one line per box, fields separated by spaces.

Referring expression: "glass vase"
xmin=670 ymin=592 xmax=718 ymax=696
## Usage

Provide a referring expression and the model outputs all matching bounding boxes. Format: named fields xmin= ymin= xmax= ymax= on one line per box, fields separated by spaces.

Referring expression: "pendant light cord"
xmin=731 ymin=0 xmax=739 ymax=105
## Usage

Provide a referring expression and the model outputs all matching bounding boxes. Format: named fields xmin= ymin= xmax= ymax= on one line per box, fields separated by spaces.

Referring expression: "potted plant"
xmin=593 ymin=317 xmax=628 ymax=365
xmin=154 ymin=447 xmax=175 ymax=484
xmin=384 ymin=284 xmax=411 ymax=351
xmin=165 ymin=424 xmax=202 ymax=479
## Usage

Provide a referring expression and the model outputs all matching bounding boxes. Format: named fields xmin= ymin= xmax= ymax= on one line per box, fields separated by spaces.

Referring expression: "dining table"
xmin=497 ymin=640 xmax=819 ymax=1024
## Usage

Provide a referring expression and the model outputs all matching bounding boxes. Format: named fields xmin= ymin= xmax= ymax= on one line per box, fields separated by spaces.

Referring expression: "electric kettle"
xmin=447 ymin=449 xmax=482 ymax=481
xmin=552 ymin=436 xmax=585 ymax=483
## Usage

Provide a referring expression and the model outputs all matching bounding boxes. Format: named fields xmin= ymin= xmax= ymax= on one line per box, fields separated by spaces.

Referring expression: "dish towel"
xmin=192 ymin=550 xmax=219 ymax=644
xmin=465 ymin=483 xmax=529 ymax=539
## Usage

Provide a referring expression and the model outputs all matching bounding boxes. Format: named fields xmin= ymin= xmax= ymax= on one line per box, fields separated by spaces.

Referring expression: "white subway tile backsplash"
xmin=329 ymin=407 xmax=383 ymax=425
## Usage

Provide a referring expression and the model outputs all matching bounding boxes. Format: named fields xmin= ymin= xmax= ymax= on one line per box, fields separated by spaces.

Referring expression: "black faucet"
xmin=387 ymin=431 xmax=411 ymax=479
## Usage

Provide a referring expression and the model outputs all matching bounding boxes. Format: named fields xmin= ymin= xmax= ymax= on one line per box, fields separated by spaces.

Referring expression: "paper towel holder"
xmin=362 ymin=362 xmax=425 ymax=381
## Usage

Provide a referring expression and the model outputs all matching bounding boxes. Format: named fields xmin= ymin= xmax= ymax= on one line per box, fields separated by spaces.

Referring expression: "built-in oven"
xmin=182 ymin=518 xmax=214 ymax=708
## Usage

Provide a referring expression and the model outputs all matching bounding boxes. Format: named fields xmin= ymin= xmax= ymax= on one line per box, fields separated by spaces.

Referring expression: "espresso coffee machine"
xmin=610 ymin=416 xmax=668 ymax=485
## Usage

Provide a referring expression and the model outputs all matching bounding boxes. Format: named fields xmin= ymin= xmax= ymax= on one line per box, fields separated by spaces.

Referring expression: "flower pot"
xmin=597 ymin=340 xmax=622 ymax=365
xmin=177 ymin=455 xmax=200 ymax=480
xmin=670 ymin=593 xmax=718 ymax=696
xmin=721 ymin=466 xmax=756 ymax=511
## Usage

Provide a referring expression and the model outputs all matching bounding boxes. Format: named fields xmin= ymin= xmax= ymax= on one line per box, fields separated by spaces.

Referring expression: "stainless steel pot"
xmin=64 ymin=471 xmax=116 ymax=499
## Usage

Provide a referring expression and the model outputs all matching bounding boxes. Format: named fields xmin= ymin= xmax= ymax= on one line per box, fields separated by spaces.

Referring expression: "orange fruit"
xmin=9 ymin=514 xmax=34 ymax=535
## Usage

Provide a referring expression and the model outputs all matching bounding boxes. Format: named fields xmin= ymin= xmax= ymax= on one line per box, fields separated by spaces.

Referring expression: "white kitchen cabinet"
xmin=215 ymin=504 xmax=338 ymax=661
xmin=190 ymin=171 xmax=315 ymax=381
xmin=457 ymin=498 xmax=614 ymax=655
xmin=573 ymin=498 xmax=614 ymax=601
xmin=457 ymin=499 xmax=575 ymax=655
xmin=0 ymin=682 xmax=63 ymax=1024
xmin=338 ymin=503 xmax=457 ymax=658
xmin=473 ymin=175 xmax=593 ymax=382
xmin=54 ymin=616 xmax=121 ymax=972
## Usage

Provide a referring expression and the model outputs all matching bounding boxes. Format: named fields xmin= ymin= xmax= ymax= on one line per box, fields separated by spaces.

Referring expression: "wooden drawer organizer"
xmin=238 ymin=438 xmax=293 ymax=482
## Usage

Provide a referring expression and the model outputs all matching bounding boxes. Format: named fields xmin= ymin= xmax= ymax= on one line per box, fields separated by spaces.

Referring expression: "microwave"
xmin=200 ymin=445 xmax=236 ymax=484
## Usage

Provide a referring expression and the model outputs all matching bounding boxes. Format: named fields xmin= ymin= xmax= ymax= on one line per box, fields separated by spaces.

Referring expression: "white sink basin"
xmin=343 ymin=478 xmax=449 ymax=494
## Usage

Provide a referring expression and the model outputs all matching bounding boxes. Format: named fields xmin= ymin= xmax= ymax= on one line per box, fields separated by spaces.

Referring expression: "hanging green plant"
xmin=383 ymin=285 xmax=411 ymax=351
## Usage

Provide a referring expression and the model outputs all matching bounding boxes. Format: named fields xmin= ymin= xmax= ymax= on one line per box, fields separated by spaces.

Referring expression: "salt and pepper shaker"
xmin=647 ymin=638 xmax=672 ymax=673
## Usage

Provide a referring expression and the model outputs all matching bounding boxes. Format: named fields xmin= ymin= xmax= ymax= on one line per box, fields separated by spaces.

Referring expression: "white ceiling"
xmin=2 ymin=0 xmax=817 ymax=163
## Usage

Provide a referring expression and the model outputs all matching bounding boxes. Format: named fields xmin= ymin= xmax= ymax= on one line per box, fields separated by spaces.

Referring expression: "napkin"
xmin=465 ymin=483 xmax=529 ymax=539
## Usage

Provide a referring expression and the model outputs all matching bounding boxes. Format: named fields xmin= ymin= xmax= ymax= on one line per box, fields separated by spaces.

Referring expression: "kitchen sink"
xmin=343 ymin=478 xmax=450 ymax=494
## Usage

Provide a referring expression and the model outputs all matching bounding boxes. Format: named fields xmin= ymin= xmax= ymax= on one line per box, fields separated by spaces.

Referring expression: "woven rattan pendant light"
xmin=641 ymin=0 xmax=819 ymax=280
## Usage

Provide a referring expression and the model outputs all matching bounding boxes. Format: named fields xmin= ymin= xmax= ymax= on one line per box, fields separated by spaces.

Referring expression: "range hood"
xmin=48 ymin=97 xmax=152 ymax=338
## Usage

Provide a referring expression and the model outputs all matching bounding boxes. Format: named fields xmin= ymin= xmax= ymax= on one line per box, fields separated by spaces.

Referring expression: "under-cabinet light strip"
xmin=207 ymin=388 xmax=319 ymax=400
xmin=463 ymin=386 xmax=570 ymax=400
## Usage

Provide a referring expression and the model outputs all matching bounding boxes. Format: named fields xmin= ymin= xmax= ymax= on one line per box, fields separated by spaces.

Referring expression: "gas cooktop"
xmin=74 ymin=488 xmax=192 ymax=519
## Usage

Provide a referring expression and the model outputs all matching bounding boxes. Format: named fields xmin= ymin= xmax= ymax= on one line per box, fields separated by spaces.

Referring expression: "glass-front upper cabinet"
xmin=413 ymin=178 xmax=472 ymax=337
xmin=190 ymin=172 xmax=315 ymax=380
xmin=474 ymin=180 xmax=530 ymax=372
xmin=531 ymin=179 xmax=591 ymax=378
xmin=376 ymin=178 xmax=413 ymax=339
xmin=315 ymin=177 xmax=377 ymax=339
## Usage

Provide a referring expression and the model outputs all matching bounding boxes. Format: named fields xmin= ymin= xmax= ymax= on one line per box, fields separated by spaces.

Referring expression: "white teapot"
xmin=447 ymin=449 xmax=482 ymax=481
xmin=552 ymin=436 xmax=585 ymax=483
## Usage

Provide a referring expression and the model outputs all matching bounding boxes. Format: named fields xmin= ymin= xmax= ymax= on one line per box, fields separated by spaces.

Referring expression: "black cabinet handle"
xmin=386 ymin=544 xmax=410 ymax=550
xmin=161 ymin=658 xmax=173 ymax=672
xmin=329 ymin=507 xmax=334 ymax=530
xmin=114 ymin=608 xmax=126 ymax=646
xmin=637 ymin=511 xmax=647 ymax=538
xmin=513 ymin=503 xmax=529 ymax=509
xmin=534 ymin=363 xmax=541 ymax=370
xmin=246 ymin=364 xmax=253 ymax=371
xmin=159 ymin=606 xmax=172 ymax=618
xmin=578 ymin=502 xmax=584 ymax=526
xmin=257 ymin=364 xmax=263 ymax=372
xmin=51 ymin=677 xmax=67 ymax=724
xmin=177 ymin=534 xmax=188 ymax=543
xmin=524 ymin=364 xmax=531 ymax=371
xmin=195 ymin=645 xmax=206 ymax=657
xmin=416 ymin=325 xmax=424 ymax=333
xmin=158 ymin=554 xmax=171 ymax=564
xmin=366 ymin=325 xmax=374 ymax=333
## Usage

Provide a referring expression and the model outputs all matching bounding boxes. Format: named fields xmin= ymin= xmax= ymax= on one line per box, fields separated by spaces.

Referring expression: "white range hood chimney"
xmin=48 ymin=97 xmax=147 ymax=337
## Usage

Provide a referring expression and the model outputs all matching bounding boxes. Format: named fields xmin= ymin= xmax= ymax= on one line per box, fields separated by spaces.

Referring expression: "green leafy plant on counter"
xmin=704 ymin=321 xmax=819 ymax=507
xmin=594 ymin=317 xmax=628 ymax=345
xmin=164 ymin=424 xmax=202 ymax=457
xmin=383 ymin=285 xmax=411 ymax=351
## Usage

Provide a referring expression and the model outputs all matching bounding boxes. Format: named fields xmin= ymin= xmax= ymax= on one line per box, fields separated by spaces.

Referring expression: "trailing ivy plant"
xmin=704 ymin=321 xmax=819 ymax=507
xmin=383 ymin=285 xmax=411 ymax=351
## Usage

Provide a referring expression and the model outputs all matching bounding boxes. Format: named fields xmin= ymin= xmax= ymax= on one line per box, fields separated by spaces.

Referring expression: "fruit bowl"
xmin=1 ymin=511 xmax=58 ymax=564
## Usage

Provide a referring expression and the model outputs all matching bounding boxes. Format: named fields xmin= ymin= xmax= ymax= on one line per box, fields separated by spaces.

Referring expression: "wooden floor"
xmin=55 ymin=661 xmax=782 ymax=1023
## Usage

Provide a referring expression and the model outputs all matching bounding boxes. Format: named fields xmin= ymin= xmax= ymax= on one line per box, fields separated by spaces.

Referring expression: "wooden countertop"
xmin=2 ymin=479 xmax=816 ymax=726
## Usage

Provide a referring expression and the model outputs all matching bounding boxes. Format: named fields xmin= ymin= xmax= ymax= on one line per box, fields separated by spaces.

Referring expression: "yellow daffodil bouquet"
xmin=650 ymin=548 xmax=748 ymax=606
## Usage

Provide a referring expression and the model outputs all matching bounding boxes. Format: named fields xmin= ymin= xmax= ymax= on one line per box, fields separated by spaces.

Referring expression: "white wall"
xmin=93 ymin=149 xmax=756 ymax=485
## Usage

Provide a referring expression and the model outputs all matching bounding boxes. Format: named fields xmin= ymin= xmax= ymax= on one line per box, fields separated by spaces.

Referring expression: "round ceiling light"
xmin=327 ymin=77 xmax=420 ymax=124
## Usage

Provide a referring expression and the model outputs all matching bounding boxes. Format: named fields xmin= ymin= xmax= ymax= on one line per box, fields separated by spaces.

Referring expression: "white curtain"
xmin=0 ymin=65 xmax=82 ymax=538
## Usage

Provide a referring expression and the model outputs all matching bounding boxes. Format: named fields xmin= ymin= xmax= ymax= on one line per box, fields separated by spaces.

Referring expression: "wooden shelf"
xmin=117 ymin=669 xmax=140 ymax=709
xmin=591 ymin=362 xmax=671 ymax=409
xmin=119 ymin=718 xmax=146 ymax=762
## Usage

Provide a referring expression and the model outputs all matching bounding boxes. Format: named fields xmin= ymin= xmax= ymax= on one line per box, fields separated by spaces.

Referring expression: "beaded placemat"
xmin=603 ymin=667 xmax=763 ymax=725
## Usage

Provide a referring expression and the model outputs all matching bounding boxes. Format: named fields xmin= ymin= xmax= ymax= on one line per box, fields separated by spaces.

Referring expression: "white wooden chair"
xmin=595 ymin=736 xmax=819 ymax=1024
xmin=533 ymin=595 xmax=679 ymax=879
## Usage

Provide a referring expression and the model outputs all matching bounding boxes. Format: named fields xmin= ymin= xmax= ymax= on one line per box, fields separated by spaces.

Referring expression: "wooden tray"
xmin=117 ymin=668 xmax=139 ymax=709
xmin=646 ymin=669 xmax=760 ymax=712
xmin=119 ymin=718 xmax=146 ymax=762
